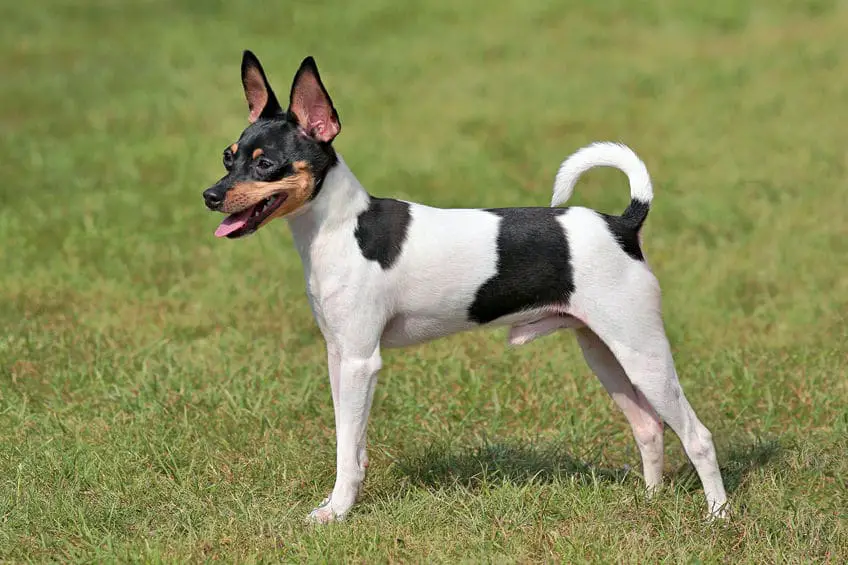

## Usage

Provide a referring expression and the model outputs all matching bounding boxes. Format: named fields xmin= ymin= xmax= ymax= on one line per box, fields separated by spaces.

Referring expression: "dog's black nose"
xmin=203 ymin=188 xmax=224 ymax=210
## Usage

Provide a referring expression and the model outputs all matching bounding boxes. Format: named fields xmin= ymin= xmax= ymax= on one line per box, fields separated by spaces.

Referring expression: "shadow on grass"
xmin=395 ymin=440 xmax=630 ymax=489
xmin=395 ymin=436 xmax=783 ymax=494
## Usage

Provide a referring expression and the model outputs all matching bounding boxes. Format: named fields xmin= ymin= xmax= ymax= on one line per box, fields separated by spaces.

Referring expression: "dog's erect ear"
xmin=288 ymin=56 xmax=340 ymax=143
xmin=241 ymin=50 xmax=283 ymax=123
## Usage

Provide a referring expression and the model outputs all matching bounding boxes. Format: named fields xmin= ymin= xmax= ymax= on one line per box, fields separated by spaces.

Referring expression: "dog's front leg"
xmin=326 ymin=342 xmax=341 ymax=428
xmin=308 ymin=345 xmax=381 ymax=524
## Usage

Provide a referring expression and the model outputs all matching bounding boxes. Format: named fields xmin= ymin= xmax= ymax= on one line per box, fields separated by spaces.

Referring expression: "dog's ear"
xmin=241 ymin=50 xmax=283 ymax=123
xmin=288 ymin=56 xmax=340 ymax=143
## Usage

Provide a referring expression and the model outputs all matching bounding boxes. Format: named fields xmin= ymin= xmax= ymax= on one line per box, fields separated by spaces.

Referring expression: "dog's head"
xmin=203 ymin=52 xmax=340 ymax=238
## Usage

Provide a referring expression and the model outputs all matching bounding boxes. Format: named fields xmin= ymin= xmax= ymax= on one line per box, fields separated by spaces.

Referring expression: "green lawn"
xmin=2 ymin=0 xmax=847 ymax=562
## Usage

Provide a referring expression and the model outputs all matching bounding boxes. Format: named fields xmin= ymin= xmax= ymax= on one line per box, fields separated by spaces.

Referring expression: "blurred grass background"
xmin=1 ymin=0 xmax=846 ymax=561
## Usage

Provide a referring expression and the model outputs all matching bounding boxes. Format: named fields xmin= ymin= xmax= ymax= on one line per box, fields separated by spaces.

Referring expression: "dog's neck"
xmin=286 ymin=154 xmax=369 ymax=255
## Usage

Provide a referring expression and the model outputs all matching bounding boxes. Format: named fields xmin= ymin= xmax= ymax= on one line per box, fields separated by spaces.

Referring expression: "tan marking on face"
xmin=230 ymin=143 xmax=239 ymax=154
xmin=221 ymin=161 xmax=316 ymax=227
xmin=252 ymin=148 xmax=263 ymax=159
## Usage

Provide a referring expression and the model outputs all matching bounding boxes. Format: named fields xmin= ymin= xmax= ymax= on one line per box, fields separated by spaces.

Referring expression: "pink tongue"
xmin=214 ymin=208 xmax=253 ymax=238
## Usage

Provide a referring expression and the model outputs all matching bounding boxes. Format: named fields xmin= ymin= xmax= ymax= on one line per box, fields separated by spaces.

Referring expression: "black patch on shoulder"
xmin=468 ymin=208 xmax=574 ymax=324
xmin=600 ymin=212 xmax=644 ymax=261
xmin=354 ymin=197 xmax=412 ymax=269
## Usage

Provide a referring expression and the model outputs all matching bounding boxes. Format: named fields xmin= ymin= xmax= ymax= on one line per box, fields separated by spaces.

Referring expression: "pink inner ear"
xmin=244 ymin=68 xmax=268 ymax=124
xmin=291 ymin=72 xmax=339 ymax=142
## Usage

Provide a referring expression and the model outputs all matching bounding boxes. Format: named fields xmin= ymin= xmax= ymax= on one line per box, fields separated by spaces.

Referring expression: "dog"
xmin=202 ymin=52 xmax=729 ymax=523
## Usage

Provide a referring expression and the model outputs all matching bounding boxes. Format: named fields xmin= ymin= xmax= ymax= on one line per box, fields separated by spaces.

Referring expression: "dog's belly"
xmin=380 ymin=309 xmax=584 ymax=349
xmin=380 ymin=313 xmax=477 ymax=348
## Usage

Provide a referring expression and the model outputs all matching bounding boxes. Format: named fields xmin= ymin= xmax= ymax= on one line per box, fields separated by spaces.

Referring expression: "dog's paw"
xmin=307 ymin=506 xmax=338 ymax=525
xmin=306 ymin=496 xmax=345 ymax=525
xmin=706 ymin=503 xmax=731 ymax=522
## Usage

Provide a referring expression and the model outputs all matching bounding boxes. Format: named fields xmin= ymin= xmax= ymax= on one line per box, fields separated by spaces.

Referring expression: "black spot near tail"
xmin=621 ymin=198 xmax=650 ymax=231
xmin=601 ymin=198 xmax=651 ymax=261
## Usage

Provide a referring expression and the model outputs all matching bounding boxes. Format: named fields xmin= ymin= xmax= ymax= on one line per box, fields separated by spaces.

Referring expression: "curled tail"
xmin=551 ymin=142 xmax=653 ymax=230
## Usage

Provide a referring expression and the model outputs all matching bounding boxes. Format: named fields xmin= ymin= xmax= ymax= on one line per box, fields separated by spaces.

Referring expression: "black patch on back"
xmin=468 ymin=208 xmax=574 ymax=324
xmin=354 ymin=197 xmax=412 ymax=269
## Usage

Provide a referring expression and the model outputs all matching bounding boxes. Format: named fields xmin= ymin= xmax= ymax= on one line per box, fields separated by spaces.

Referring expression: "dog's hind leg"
xmin=575 ymin=270 xmax=728 ymax=518
xmin=575 ymin=326 xmax=664 ymax=492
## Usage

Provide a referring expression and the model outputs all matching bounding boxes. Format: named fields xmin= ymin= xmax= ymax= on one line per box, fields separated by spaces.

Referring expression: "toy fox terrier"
xmin=202 ymin=52 xmax=728 ymax=523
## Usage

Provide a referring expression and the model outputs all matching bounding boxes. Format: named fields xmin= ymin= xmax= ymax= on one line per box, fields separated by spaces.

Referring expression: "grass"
xmin=1 ymin=0 xmax=847 ymax=561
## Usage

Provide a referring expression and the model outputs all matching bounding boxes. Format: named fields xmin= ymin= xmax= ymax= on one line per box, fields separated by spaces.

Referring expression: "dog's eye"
xmin=222 ymin=151 xmax=234 ymax=170
xmin=256 ymin=157 xmax=275 ymax=171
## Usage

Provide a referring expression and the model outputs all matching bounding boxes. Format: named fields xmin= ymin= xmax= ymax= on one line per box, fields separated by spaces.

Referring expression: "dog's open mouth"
xmin=214 ymin=193 xmax=288 ymax=239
